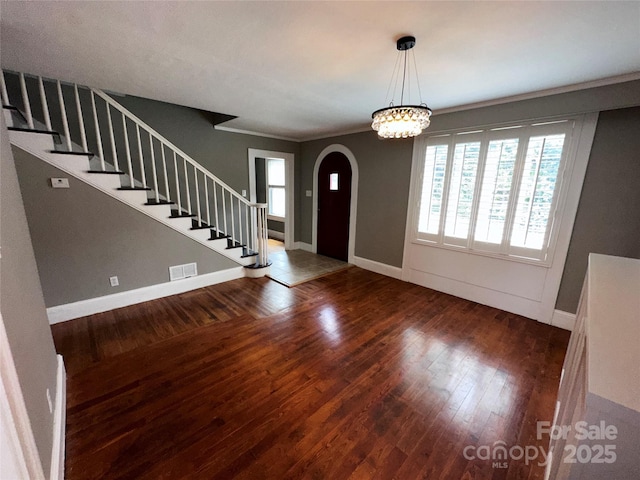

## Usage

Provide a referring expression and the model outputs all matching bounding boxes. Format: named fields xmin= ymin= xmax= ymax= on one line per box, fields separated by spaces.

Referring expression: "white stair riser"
xmin=190 ymin=228 xmax=214 ymax=242
xmin=4 ymin=108 xmax=15 ymax=125
xmin=143 ymin=204 xmax=174 ymax=221
xmin=113 ymin=189 xmax=149 ymax=205
xmin=166 ymin=216 xmax=195 ymax=232
xmin=9 ymin=130 xmax=56 ymax=152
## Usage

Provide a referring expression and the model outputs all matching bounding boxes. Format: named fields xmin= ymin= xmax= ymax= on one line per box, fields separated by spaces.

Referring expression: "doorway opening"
xmin=312 ymin=145 xmax=359 ymax=263
xmin=248 ymin=149 xmax=294 ymax=254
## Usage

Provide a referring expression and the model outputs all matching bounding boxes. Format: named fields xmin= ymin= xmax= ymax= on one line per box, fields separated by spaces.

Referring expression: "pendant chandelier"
xmin=371 ymin=35 xmax=432 ymax=139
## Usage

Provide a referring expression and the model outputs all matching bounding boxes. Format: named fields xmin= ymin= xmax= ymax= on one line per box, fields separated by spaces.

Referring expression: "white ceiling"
xmin=1 ymin=1 xmax=639 ymax=141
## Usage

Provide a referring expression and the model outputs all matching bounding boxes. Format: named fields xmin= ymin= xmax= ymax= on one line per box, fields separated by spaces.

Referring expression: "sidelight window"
xmin=267 ymin=158 xmax=285 ymax=218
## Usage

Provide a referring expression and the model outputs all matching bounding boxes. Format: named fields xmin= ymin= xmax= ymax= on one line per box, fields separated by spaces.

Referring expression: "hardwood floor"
xmin=51 ymin=267 xmax=570 ymax=479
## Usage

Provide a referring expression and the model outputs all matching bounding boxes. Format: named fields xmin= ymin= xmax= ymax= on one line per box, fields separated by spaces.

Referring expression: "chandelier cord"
xmin=400 ymin=49 xmax=408 ymax=105
xmin=384 ymin=51 xmax=402 ymax=107
xmin=411 ymin=48 xmax=424 ymax=106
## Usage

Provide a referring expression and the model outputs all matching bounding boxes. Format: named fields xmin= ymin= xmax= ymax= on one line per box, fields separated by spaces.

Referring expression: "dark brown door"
xmin=317 ymin=152 xmax=352 ymax=261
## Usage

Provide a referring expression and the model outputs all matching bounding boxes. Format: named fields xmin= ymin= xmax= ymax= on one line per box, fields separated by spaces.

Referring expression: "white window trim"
xmin=402 ymin=112 xmax=599 ymax=324
xmin=247 ymin=149 xmax=294 ymax=249
xmin=409 ymin=116 xmax=582 ymax=267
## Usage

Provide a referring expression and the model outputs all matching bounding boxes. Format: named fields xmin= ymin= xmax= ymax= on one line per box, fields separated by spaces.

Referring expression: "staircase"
xmin=1 ymin=70 xmax=270 ymax=272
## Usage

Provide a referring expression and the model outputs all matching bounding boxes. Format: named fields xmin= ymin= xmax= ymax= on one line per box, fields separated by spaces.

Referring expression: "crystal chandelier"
xmin=371 ymin=35 xmax=432 ymax=139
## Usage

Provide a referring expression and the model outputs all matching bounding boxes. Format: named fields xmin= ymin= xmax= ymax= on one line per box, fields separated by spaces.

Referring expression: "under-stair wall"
xmin=13 ymin=145 xmax=241 ymax=311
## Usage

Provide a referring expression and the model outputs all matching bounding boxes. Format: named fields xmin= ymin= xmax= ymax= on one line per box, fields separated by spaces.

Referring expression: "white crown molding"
xmin=433 ymin=72 xmax=640 ymax=117
xmin=214 ymin=125 xmax=299 ymax=143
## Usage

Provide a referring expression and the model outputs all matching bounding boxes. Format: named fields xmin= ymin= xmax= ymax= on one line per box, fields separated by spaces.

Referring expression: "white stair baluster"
xmin=149 ymin=134 xmax=159 ymax=202
xmin=19 ymin=73 xmax=34 ymax=129
xmin=38 ymin=77 xmax=52 ymax=131
xmin=161 ymin=143 xmax=170 ymax=201
xmin=183 ymin=159 xmax=192 ymax=214
xmin=194 ymin=168 xmax=201 ymax=224
xmin=105 ymin=103 xmax=119 ymax=170
xmin=90 ymin=92 xmax=106 ymax=171
xmin=230 ymin=194 xmax=236 ymax=245
xmin=173 ymin=152 xmax=181 ymax=212
xmin=238 ymin=196 xmax=244 ymax=247
xmin=221 ymin=189 xmax=227 ymax=237
xmin=122 ymin=113 xmax=134 ymax=186
xmin=182 ymin=158 xmax=191 ymax=215
xmin=0 ymin=71 xmax=9 ymax=106
xmin=245 ymin=204 xmax=250 ymax=252
xmin=74 ymin=84 xmax=88 ymax=152
xmin=204 ymin=177 xmax=211 ymax=227
xmin=250 ymin=205 xmax=256 ymax=254
xmin=136 ymin=125 xmax=146 ymax=187
xmin=56 ymin=80 xmax=72 ymax=151
xmin=213 ymin=181 xmax=219 ymax=232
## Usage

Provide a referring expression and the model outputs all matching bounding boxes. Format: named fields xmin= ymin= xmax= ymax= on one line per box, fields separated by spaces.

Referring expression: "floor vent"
xmin=169 ymin=262 xmax=198 ymax=281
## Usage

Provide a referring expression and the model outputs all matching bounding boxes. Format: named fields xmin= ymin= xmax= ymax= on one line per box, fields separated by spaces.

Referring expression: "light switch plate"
xmin=51 ymin=177 xmax=70 ymax=189
xmin=306 ymin=190 xmax=312 ymax=197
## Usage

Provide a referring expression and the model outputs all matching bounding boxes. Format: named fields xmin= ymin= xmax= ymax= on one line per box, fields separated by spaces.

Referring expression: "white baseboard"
xmin=294 ymin=241 xmax=313 ymax=252
xmin=50 ymin=355 xmax=66 ymax=480
xmin=47 ymin=267 xmax=245 ymax=324
xmin=268 ymin=230 xmax=285 ymax=241
xmin=352 ymin=256 xmax=403 ymax=280
xmin=551 ymin=309 xmax=576 ymax=331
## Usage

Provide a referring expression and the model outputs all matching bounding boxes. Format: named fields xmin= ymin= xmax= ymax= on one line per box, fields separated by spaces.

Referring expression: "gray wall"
xmin=555 ymin=106 xmax=640 ymax=313
xmin=13 ymin=146 xmax=238 ymax=307
xmin=1 ymin=119 xmax=58 ymax=475
xmin=115 ymin=94 xmax=300 ymax=195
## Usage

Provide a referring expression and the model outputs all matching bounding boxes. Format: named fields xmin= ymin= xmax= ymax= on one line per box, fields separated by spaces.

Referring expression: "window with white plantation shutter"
xmin=412 ymin=119 xmax=575 ymax=264
xmin=444 ymin=140 xmax=481 ymax=243
xmin=417 ymin=143 xmax=448 ymax=237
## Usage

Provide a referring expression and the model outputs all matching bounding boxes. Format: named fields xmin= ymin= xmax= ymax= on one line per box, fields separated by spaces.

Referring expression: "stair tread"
xmin=50 ymin=150 xmax=94 ymax=157
xmin=87 ymin=170 xmax=125 ymax=175
xmin=190 ymin=224 xmax=213 ymax=230
xmin=209 ymin=233 xmax=230 ymax=240
xmin=117 ymin=187 xmax=153 ymax=191
xmin=8 ymin=126 xmax=60 ymax=136
xmin=145 ymin=200 xmax=175 ymax=205
xmin=169 ymin=213 xmax=197 ymax=218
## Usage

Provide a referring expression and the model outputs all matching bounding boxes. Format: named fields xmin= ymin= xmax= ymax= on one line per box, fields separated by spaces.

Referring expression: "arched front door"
xmin=317 ymin=152 xmax=352 ymax=261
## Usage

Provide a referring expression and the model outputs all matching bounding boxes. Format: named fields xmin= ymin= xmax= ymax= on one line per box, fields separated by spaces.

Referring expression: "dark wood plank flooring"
xmin=51 ymin=267 xmax=570 ymax=479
